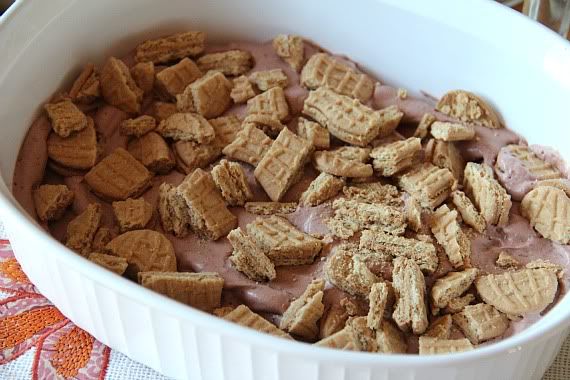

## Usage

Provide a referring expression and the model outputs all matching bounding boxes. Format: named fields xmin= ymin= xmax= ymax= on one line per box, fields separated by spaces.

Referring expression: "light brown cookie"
xmin=223 ymin=305 xmax=291 ymax=339
xmin=209 ymin=115 xmax=242 ymax=148
xmin=444 ymin=294 xmax=475 ymax=314
xmin=313 ymin=151 xmax=373 ymax=178
xmin=392 ymin=257 xmax=429 ymax=335
xmin=430 ymin=140 xmax=466 ymax=182
xmin=359 ymin=230 xmax=438 ymax=274
xmin=47 ymin=116 xmax=97 ymax=170
xmin=376 ymin=106 xmax=405 ymax=138
xmin=430 ymin=205 xmax=471 ymax=269
xmin=332 ymin=146 xmax=371 ymax=163
xmin=436 ymin=90 xmax=501 ymax=129
xmin=452 ymin=303 xmax=509 ymax=344
xmin=367 ymin=282 xmax=390 ymax=331
xmin=300 ymin=172 xmax=345 ymax=207
xmin=431 ymin=268 xmax=478 ymax=308
xmin=130 ymin=61 xmax=155 ymax=94
xmin=246 ymin=215 xmax=322 ymax=266
xmin=105 ymin=229 xmax=177 ymax=274
xmin=157 ymin=183 xmax=191 ymax=238
xmin=173 ymin=141 xmax=221 ymax=174
xmin=127 ymin=131 xmax=175 ymax=174
xmin=155 ymin=57 xmax=202 ymax=98
xmin=325 ymin=245 xmax=380 ymax=298
xmin=135 ymin=31 xmax=206 ymax=64
xmin=451 ymin=190 xmax=486 ymax=233
xmin=138 ymin=271 xmax=223 ymax=312
xmin=242 ymin=114 xmax=285 ymax=137
xmin=88 ymin=252 xmax=128 ymax=275
xmin=120 ymin=115 xmax=157 ymax=137
xmin=254 ymin=128 xmax=313 ymax=202
xmin=430 ymin=121 xmax=475 ymax=141
xmin=397 ymin=163 xmax=455 ymax=208
xmin=84 ymin=148 xmax=153 ymax=201
xmin=376 ymin=320 xmax=408 ymax=354
xmin=414 ymin=113 xmax=436 ymax=139
xmin=177 ymin=168 xmax=237 ymax=240
xmin=297 ymin=117 xmax=330 ymax=149
xmin=423 ymin=315 xmax=452 ymax=339
xmin=301 ymin=53 xmax=374 ymax=102
xmin=156 ymin=112 xmax=215 ymax=143
xmin=44 ymin=99 xmax=88 ymax=138
xmin=249 ymin=69 xmax=289 ymax=91
xmin=521 ymin=185 xmax=570 ymax=244
xmin=112 ymin=197 xmax=153 ymax=232
xmin=230 ymin=75 xmax=256 ymax=104
xmin=69 ymin=63 xmax=100 ymax=104
xmin=244 ymin=202 xmax=297 ymax=215
xmin=66 ymin=203 xmax=102 ymax=256
xmin=149 ymin=101 xmax=178 ymax=122
xmin=419 ymin=337 xmax=473 ymax=355
xmin=475 ymin=268 xmax=558 ymax=315
xmin=33 ymin=184 xmax=74 ymax=222
xmin=280 ymin=279 xmax=325 ymax=339
xmin=227 ymin=227 xmax=276 ymax=282
xmin=211 ymin=159 xmax=253 ymax=206
xmin=370 ymin=137 xmax=421 ymax=176
xmin=342 ymin=182 xmax=402 ymax=207
xmin=246 ymin=86 xmax=290 ymax=121
xmin=303 ymin=87 xmax=381 ymax=146
xmin=179 ymin=71 xmax=232 ymax=118
xmin=495 ymin=251 xmax=520 ymax=269
xmin=196 ymin=50 xmax=253 ymax=76
xmin=100 ymin=57 xmax=143 ymax=114
xmin=464 ymin=162 xmax=511 ymax=226
xmin=272 ymin=34 xmax=304 ymax=72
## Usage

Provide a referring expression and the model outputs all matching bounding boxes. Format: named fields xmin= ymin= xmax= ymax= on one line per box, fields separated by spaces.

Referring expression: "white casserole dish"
xmin=1 ymin=0 xmax=569 ymax=379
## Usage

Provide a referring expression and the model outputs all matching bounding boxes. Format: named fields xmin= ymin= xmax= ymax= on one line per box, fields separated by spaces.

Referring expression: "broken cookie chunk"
xmin=33 ymin=184 xmax=74 ymax=222
xmin=44 ymin=100 xmax=88 ymax=138
xmin=112 ymin=197 xmax=153 ymax=232
xmin=228 ymin=227 xmax=276 ymax=282
xmin=280 ymin=279 xmax=325 ymax=339
xmin=211 ymin=159 xmax=253 ymax=206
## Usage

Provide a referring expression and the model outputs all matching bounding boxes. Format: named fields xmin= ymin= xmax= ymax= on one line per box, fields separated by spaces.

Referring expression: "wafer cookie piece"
xmin=430 ymin=140 xmax=465 ymax=182
xmin=155 ymin=58 xmax=202 ymax=99
xmin=360 ymin=230 xmax=438 ymax=274
xmin=273 ymin=34 xmax=304 ymax=72
xmin=431 ymin=269 xmax=478 ymax=308
xmin=180 ymin=71 xmax=232 ymax=119
xmin=105 ymin=229 xmax=177 ymax=274
xmin=249 ymin=69 xmax=288 ymax=92
xmin=326 ymin=199 xmax=406 ymax=239
xmin=47 ymin=116 xmax=97 ymax=170
xmin=244 ymin=202 xmax=297 ymax=215
xmin=475 ymin=268 xmax=558 ymax=315
xmin=430 ymin=121 xmax=475 ymax=141
xmin=315 ymin=326 xmax=354 ymax=350
xmin=130 ymin=62 xmax=154 ymax=94
xmin=69 ymin=63 xmax=100 ymax=103
xmin=254 ymin=128 xmax=312 ymax=202
xmin=404 ymin=196 xmax=422 ymax=232
xmin=453 ymin=303 xmax=508 ymax=344
xmin=300 ymin=172 xmax=345 ymax=206
xmin=451 ymin=190 xmax=486 ymax=233
xmin=120 ymin=115 xmax=157 ymax=137
xmin=33 ymin=184 xmax=74 ymax=222
xmin=392 ymin=257 xmax=429 ymax=335
xmin=376 ymin=320 xmax=408 ymax=354
xmin=342 ymin=182 xmax=402 ymax=207
xmin=242 ymin=114 xmax=286 ymax=137
xmin=464 ymin=162 xmax=511 ymax=226
xmin=247 ymin=86 xmax=290 ymax=121
xmin=414 ymin=113 xmax=436 ymax=139
xmin=495 ymin=251 xmax=520 ymax=269
xmin=297 ymin=117 xmax=330 ymax=149
xmin=525 ymin=259 xmax=565 ymax=278
xmin=228 ymin=227 xmax=275 ymax=282
xmin=173 ymin=140 xmax=221 ymax=174
xmin=177 ymin=168 xmax=237 ymax=240
xmin=222 ymin=123 xmax=273 ymax=166
xmin=100 ymin=57 xmax=143 ymax=114
xmin=149 ymin=101 xmax=178 ymax=122
xmin=521 ymin=186 xmax=570 ymax=244
xmin=211 ymin=159 xmax=253 ymax=206
xmin=246 ymin=215 xmax=322 ymax=266
xmin=66 ymin=203 xmax=102 ymax=256
xmin=370 ymin=137 xmax=421 ymax=176
xmin=156 ymin=113 xmax=215 ymax=143
xmin=419 ymin=337 xmax=473 ymax=355
xmin=424 ymin=315 xmax=452 ymax=339
xmin=139 ymin=271 xmax=223 ymax=312
xmin=444 ymin=294 xmax=475 ymax=314
xmin=430 ymin=205 xmax=471 ymax=269
xmin=332 ymin=146 xmax=371 ymax=163
xmin=197 ymin=50 xmax=253 ymax=76
xmin=158 ymin=183 xmax=191 ymax=237
xmin=88 ymin=252 xmax=128 ymax=275
xmin=313 ymin=151 xmax=373 ymax=178
xmin=367 ymin=282 xmax=390 ymax=330
xmin=301 ymin=53 xmax=374 ymax=102
xmin=44 ymin=99 xmax=88 ymax=138
xmin=112 ymin=198 xmax=153 ymax=232
xmin=85 ymin=148 xmax=152 ymax=201
xmin=230 ymin=75 xmax=256 ymax=103
xmin=318 ymin=300 xmax=360 ymax=340
xmin=128 ymin=132 xmax=175 ymax=174
xmin=92 ymin=227 xmax=112 ymax=252
xmin=376 ymin=106 xmax=405 ymax=138
xmin=345 ymin=316 xmax=379 ymax=352
xmin=303 ymin=87 xmax=381 ymax=146
xmin=325 ymin=245 xmax=380 ymax=298
xmin=436 ymin=90 xmax=501 ymax=129
xmin=223 ymin=305 xmax=291 ymax=339
xmin=280 ymin=279 xmax=325 ymax=339
xmin=135 ymin=31 xmax=206 ymax=64
xmin=398 ymin=163 xmax=455 ymax=208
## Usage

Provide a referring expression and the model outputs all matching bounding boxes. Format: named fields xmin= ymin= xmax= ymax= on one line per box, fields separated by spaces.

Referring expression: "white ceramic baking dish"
xmin=1 ymin=0 xmax=569 ymax=379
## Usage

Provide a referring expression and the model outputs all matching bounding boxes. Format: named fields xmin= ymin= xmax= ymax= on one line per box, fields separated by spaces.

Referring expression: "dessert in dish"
xmin=12 ymin=30 xmax=570 ymax=355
